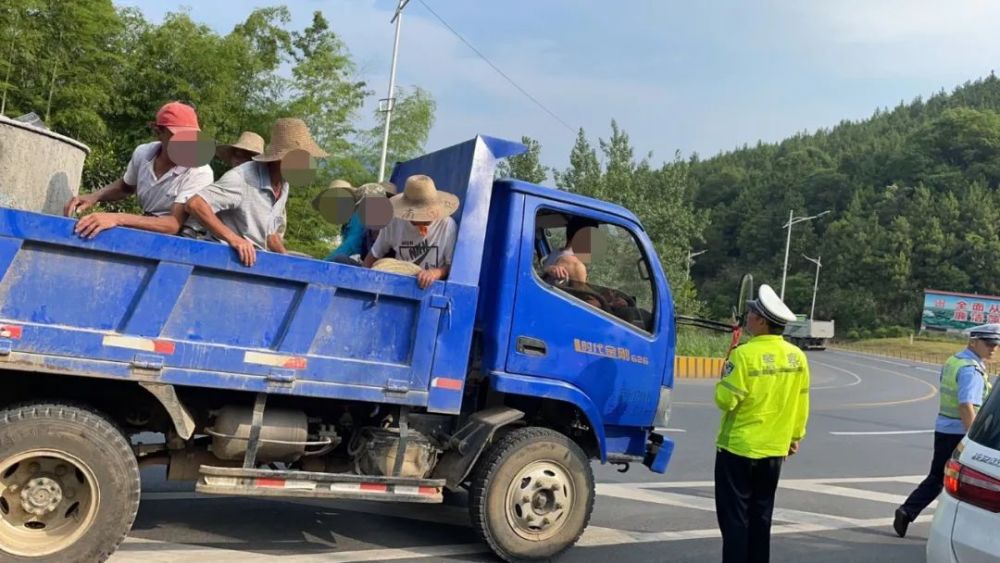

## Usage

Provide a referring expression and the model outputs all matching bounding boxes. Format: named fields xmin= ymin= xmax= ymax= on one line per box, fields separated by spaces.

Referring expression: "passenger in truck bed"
xmin=185 ymin=118 xmax=328 ymax=267
xmin=317 ymin=180 xmax=396 ymax=265
xmin=64 ymin=101 xmax=214 ymax=239
xmin=362 ymin=175 xmax=458 ymax=289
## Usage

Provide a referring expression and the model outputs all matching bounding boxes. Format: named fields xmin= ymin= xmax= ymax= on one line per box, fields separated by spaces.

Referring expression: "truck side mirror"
xmin=735 ymin=274 xmax=754 ymax=324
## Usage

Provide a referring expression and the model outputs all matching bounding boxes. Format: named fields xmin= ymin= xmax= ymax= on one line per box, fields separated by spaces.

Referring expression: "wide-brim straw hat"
xmin=390 ymin=175 xmax=459 ymax=222
xmin=372 ymin=258 xmax=423 ymax=276
xmin=216 ymin=131 xmax=265 ymax=162
xmin=253 ymin=118 xmax=329 ymax=162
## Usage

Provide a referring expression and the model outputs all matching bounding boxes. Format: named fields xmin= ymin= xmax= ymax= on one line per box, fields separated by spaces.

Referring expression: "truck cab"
xmin=0 ymin=135 xmax=675 ymax=562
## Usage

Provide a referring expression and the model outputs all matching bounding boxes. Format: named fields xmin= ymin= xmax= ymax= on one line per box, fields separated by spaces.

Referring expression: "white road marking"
xmin=124 ymin=475 xmax=933 ymax=561
xmin=809 ymin=360 xmax=864 ymax=390
xmin=597 ymin=484 xmax=863 ymax=529
xmin=829 ymin=349 xmax=941 ymax=373
xmin=114 ymin=538 xmax=487 ymax=562
xmin=778 ymin=481 xmax=933 ymax=507
xmin=581 ymin=515 xmax=933 ymax=548
xmin=821 ymin=354 xmax=939 ymax=407
xmin=606 ymin=475 xmax=926 ymax=489
xmin=830 ymin=430 xmax=934 ymax=435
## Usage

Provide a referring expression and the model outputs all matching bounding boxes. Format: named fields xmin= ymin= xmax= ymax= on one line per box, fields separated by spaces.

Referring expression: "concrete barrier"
xmin=674 ymin=355 xmax=724 ymax=379
xmin=0 ymin=115 xmax=90 ymax=215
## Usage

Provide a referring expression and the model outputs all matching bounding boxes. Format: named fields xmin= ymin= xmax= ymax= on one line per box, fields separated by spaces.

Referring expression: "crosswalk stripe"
xmin=119 ymin=475 xmax=936 ymax=561
xmin=777 ymin=480 xmax=935 ymax=508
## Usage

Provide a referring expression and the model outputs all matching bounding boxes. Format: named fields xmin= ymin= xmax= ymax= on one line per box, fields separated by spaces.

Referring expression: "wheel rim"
xmin=504 ymin=459 xmax=575 ymax=541
xmin=0 ymin=450 xmax=100 ymax=557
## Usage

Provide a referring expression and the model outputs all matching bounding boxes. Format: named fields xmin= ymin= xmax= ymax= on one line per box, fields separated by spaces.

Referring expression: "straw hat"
xmin=253 ymin=118 xmax=329 ymax=162
xmin=215 ymin=131 xmax=264 ymax=162
xmin=390 ymin=175 xmax=459 ymax=222
xmin=372 ymin=258 xmax=423 ymax=276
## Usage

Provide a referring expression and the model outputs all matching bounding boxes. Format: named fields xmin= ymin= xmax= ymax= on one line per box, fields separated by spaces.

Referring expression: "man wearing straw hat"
xmin=216 ymin=131 xmax=265 ymax=168
xmin=362 ymin=174 xmax=458 ymax=289
xmin=64 ymin=101 xmax=214 ymax=238
xmin=186 ymin=118 xmax=327 ymax=266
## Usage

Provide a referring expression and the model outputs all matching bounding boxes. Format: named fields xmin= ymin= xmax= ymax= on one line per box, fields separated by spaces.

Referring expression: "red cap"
xmin=155 ymin=102 xmax=200 ymax=133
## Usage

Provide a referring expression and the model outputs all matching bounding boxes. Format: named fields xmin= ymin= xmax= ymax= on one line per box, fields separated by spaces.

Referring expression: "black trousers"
xmin=899 ymin=431 xmax=964 ymax=518
xmin=715 ymin=448 xmax=784 ymax=563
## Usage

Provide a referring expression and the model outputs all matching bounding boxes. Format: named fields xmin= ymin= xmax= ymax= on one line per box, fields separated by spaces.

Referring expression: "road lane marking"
xmin=822 ymin=355 xmax=938 ymax=408
xmin=114 ymin=538 xmax=488 ymax=562
xmin=830 ymin=430 xmax=934 ymax=435
xmin=828 ymin=349 xmax=941 ymax=373
xmin=809 ymin=360 xmax=863 ymax=390
xmin=777 ymin=481 xmax=933 ymax=507
xmin=118 ymin=511 xmax=937 ymax=561
xmin=597 ymin=484 xmax=862 ymax=528
xmin=125 ymin=475 xmax=936 ymax=561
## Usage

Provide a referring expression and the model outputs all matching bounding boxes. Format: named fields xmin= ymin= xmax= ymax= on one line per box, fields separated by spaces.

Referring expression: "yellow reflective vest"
xmin=715 ymin=334 xmax=810 ymax=459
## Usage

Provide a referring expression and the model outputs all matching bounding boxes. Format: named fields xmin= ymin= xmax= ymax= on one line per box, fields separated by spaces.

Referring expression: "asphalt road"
xmin=112 ymin=349 xmax=946 ymax=562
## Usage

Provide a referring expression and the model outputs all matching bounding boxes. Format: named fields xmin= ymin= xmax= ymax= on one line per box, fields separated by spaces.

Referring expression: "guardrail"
xmin=830 ymin=342 xmax=1000 ymax=374
xmin=674 ymin=355 xmax=724 ymax=379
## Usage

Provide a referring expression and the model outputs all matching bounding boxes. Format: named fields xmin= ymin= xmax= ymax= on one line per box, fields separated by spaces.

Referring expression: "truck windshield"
xmin=969 ymin=386 xmax=1000 ymax=450
xmin=535 ymin=210 xmax=656 ymax=333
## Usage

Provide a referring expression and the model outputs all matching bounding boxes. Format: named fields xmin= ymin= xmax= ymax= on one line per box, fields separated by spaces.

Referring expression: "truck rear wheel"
xmin=0 ymin=403 xmax=140 ymax=562
xmin=469 ymin=427 xmax=594 ymax=562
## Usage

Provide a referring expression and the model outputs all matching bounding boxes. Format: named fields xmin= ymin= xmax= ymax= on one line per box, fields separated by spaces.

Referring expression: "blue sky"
xmin=116 ymin=1 xmax=1000 ymax=174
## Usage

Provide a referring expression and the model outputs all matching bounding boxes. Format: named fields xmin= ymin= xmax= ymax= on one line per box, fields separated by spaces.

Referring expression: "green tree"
xmin=497 ymin=136 xmax=548 ymax=183
xmin=357 ymin=86 xmax=436 ymax=180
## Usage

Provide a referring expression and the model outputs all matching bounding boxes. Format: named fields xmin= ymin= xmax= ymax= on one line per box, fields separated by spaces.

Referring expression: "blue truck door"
xmin=503 ymin=197 xmax=666 ymax=431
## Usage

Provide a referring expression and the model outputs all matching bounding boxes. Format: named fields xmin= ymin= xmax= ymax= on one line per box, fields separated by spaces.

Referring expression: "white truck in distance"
xmin=784 ymin=315 xmax=835 ymax=350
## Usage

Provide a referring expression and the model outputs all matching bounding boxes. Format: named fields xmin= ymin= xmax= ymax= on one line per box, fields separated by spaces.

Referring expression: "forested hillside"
xmin=683 ymin=75 xmax=1000 ymax=332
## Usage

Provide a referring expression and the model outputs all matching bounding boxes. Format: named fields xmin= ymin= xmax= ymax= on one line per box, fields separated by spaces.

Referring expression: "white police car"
xmin=927 ymin=385 xmax=1000 ymax=562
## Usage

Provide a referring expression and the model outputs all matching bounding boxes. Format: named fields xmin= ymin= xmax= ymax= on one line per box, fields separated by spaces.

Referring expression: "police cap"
xmin=968 ymin=323 xmax=1000 ymax=344
xmin=747 ymin=284 xmax=797 ymax=326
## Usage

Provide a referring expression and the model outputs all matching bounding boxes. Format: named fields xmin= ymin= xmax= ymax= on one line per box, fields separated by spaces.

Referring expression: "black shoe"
xmin=893 ymin=508 xmax=910 ymax=538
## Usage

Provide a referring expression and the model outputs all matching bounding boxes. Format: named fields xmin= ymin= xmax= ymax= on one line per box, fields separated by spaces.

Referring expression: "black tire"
xmin=469 ymin=427 xmax=594 ymax=562
xmin=0 ymin=403 xmax=140 ymax=563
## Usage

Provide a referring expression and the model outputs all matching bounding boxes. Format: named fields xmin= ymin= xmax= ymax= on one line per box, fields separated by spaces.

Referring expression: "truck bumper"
xmin=643 ymin=431 xmax=675 ymax=474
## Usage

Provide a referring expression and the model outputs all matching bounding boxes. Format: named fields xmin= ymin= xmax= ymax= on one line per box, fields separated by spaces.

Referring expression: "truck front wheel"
xmin=469 ymin=427 xmax=594 ymax=562
xmin=0 ymin=403 xmax=140 ymax=562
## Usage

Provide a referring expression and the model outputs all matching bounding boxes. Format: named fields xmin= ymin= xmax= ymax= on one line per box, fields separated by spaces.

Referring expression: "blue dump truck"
xmin=0 ymin=136 xmax=675 ymax=562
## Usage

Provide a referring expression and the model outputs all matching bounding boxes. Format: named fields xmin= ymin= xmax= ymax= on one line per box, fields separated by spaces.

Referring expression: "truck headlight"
xmin=653 ymin=386 xmax=672 ymax=429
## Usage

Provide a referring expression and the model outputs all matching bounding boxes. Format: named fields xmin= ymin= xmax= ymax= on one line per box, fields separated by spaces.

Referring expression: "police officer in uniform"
xmin=893 ymin=323 xmax=997 ymax=537
xmin=715 ymin=284 xmax=809 ymax=563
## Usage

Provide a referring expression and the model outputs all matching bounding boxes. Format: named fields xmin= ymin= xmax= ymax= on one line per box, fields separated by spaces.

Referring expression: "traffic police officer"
xmin=715 ymin=283 xmax=809 ymax=563
xmin=893 ymin=323 xmax=997 ymax=537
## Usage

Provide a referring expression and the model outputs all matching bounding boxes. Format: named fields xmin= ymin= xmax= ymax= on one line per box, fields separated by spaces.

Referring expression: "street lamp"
xmin=377 ymin=0 xmax=412 ymax=182
xmin=802 ymin=254 xmax=822 ymax=320
xmin=685 ymin=249 xmax=706 ymax=281
xmin=780 ymin=209 xmax=830 ymax=300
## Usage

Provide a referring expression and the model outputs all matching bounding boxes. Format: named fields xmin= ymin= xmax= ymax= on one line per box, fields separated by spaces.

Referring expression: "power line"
xmin=415 ymin=0 xmax=577 ymax=134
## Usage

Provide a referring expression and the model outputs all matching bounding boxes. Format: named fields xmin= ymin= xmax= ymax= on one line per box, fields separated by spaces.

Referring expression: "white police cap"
xmin=748 ymin=284 xmax=797 ymax=326
xmin=968 ymin=323 xmax=1000 ymax=343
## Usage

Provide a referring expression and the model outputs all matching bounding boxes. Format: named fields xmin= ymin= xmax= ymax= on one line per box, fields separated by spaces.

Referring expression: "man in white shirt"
xmin=186 ymin=118 xmax=328 ymax=266
xmin=363 ymin=175 xmax=458 ymax=289
xmin=64 ymin=102 xmax=213 ymax=238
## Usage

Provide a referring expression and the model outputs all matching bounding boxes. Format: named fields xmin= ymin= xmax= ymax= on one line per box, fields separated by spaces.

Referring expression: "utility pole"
xmin=780 ymin=209 xmax=830 ymax=300
xmin=686 ymin=249 xmax=706 ymax=281
xmin=802 ymin=254 xmax=822 ymax=320
xmin=377 ymin=0 xmax=411 ymax=182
